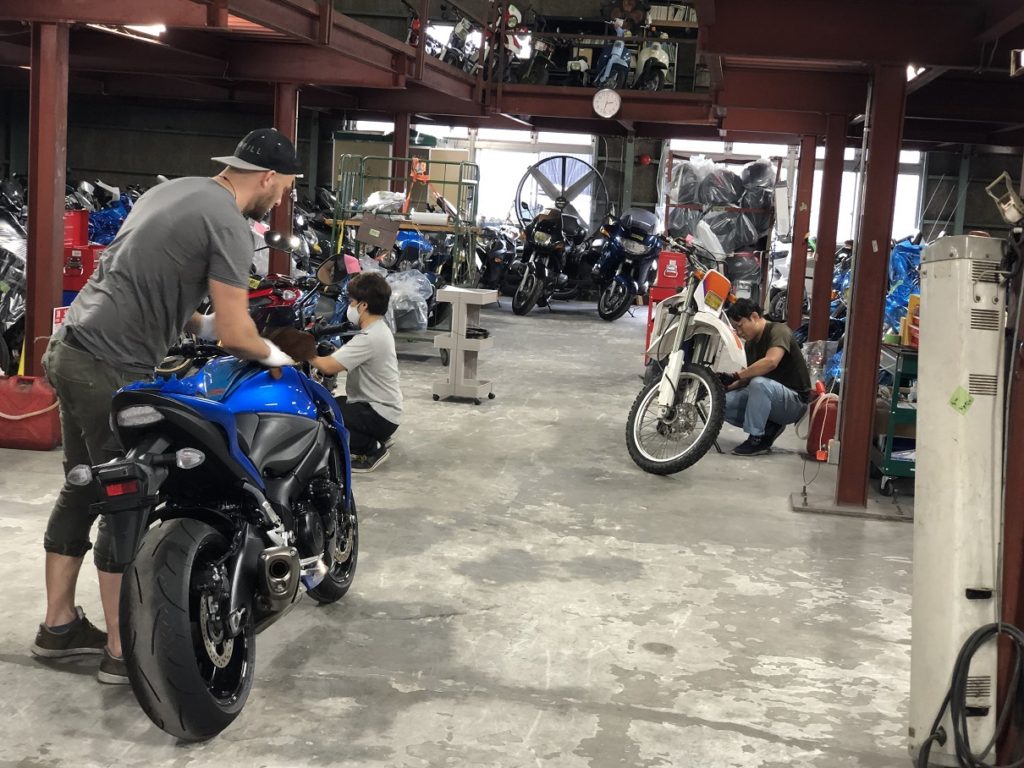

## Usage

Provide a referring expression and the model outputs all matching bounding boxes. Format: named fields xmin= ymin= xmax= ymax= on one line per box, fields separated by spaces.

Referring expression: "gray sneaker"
xmin=97 ymin=648 xmax=129 ymax=685
xmin=31 ymin=607 xmax=107 ymax=658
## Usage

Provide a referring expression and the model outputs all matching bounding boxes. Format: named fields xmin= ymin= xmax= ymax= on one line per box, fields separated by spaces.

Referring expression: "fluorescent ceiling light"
xmin=126 ymin=24 xmax=166 ymax=37
xmin=906 ymin=65 xmax=925 ymax=82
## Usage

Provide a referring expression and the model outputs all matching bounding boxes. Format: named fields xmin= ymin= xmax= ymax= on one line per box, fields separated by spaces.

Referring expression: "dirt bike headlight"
xmin=116 ymin=405 xmax=164 ymax=427
xmin=67 ymin=464 xmax=93 ymax=486
xmin=533 ymin=231 xmax=552 ymax=245
xmin=175 ymin=448 xmax=206 ymax=470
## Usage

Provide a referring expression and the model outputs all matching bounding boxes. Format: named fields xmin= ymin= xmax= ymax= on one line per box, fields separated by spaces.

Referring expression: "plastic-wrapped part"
xmin=741 ymin=186 xmax=774 ymax=235
xmin=731 ymin=213 xmax=763 ymax=253
xmin=362 ymin=190 xmax=406 ymax=214
xmin=702 ymin=210 xmax=742 ymax=252
xmin=742 ymin=158 xmax=775 ymax=189
xmin=359 ymin=255 xmax=387 ymax=274
xmin=671 ymin=156 xmax=714 ymax=204
xmin=386 ymin=269 xmax=433 ymax=331
xmin=692 ymin=220 xmax=727 ymax=258
xmin=697 ymin=168 xmax=744 ymax=205
xmin=667 ymin=206 xmax=703 ymax=238
xmin=803 ymin=340 xmax=840 ymax=386
xmin=883 ymin=240 xmax=922 ymax=331
xmin=825 ymin=349 xmax=844 ymax=385
xmin=88 ymin=195 xmax=132 ymax=246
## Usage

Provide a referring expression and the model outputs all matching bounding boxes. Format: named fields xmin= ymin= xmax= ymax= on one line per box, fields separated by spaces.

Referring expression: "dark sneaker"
xmin=732 ymin=435 xmax=772 ymax=456
xmin=31 ymin=607 xmax=107 ymax=658
xmin=383 ymin=436 xmax=396 ymax=449
xmin=97 ymin=648 xmax=129 ymax=685
xmin=762 ymin=421 xmax=786 ymax=448
xmin=352 ymin=448 xmax=390 ymax=473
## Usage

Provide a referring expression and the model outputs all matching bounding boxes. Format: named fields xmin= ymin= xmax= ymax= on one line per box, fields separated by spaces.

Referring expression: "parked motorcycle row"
xmin=409 ymin=3 xmax=675 ymax=92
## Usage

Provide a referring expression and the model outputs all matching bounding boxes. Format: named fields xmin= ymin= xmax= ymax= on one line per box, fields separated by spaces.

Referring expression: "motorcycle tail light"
xmin=104 ymin=479 xmax=140 ymax=497
xmin=67 ymin=464 xmax=93 ymax=487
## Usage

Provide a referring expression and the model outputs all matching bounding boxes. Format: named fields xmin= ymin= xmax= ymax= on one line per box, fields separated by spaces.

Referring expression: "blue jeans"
xmin=725 ymin=376 xmax=807 ymax=437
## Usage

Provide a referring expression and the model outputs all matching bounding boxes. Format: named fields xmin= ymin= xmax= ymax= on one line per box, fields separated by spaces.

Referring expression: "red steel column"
xmin=786 ymin=134 xmax=816 ymax=328
xmin=391 ymin=112 xmax=411 ymax=193
xmin=25 ymin=23 xmax=69 ymax=377
xmin=835 ymin=65 xmax=906 ymax=507
xmin=270 ymin=82 xmax=298 ymax=276
xmin=809 ymin=114 xmax=847 ymax=341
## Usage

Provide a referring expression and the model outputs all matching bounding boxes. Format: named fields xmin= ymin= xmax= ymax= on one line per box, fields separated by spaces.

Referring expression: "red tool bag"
xmin=0 ymin=376 xmax=62 ymax=450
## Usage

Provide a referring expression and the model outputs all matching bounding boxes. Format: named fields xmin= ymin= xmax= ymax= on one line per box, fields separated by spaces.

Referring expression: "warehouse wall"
xmin=0 ymin=90 xmax=346 ymax=199
xmin=920 ymin=148 xmax=1023 ymax=240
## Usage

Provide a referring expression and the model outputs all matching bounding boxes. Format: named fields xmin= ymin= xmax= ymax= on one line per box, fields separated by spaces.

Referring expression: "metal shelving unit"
xmin=871 ymin=344 xmax=917 ymax=494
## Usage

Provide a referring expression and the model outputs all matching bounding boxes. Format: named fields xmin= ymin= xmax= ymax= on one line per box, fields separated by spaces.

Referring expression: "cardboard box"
xmin=355 ymin=214 xmax=400 ymax=251
xmin=874 ymin=398 xmax=916 ymax=439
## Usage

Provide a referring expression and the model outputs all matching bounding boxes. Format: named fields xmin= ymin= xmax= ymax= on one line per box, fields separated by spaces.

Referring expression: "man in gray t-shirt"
xmin=33 ymin=129 xmax=301 ymax=684
xmin=310 ymin=272 xmax=402 ymax=473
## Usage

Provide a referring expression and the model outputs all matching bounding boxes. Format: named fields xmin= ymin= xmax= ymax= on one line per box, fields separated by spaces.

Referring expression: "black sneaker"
xmin=732 ymin=435 xmax=772 ymax=456
xmin=762 ymin=421 xmax=786 ymax=448
xmin=97 ymin=648 xmax=129 ymax=685
xmin=352 ymin=448 xmax=390 ymax=473
xmin=31 ymin=607 xmax=107 ymax=658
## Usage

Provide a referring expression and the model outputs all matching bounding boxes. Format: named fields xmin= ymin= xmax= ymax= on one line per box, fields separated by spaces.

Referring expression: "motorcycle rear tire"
xmin=308 ymin=498 xmax=359 ymax=603
xmin=121 ymin=519 xmax=255 ymax=741
xmin=512 ymin=273 xmax=542 ymax=315
xmin=625 ymin=364 xmax=725 ymax=475
xmin=768 ymin=289 xmax=789 ymax=322
xmin=597 ymin=282 xmax=636 ymax=321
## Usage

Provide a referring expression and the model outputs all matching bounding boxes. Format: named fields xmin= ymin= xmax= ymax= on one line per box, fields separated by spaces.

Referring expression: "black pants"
xmin=337 ymin=400 xmax=398 ymax=456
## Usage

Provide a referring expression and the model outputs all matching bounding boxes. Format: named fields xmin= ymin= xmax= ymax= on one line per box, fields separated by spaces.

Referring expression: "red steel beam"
xmin=317 ymin=0 xmax=333 ymax=46
xmin=497 ymin=86 xmax=713 ymax=124
xmin=269 ymin=82 xmax=298 ymax=276
xmin=228 ymin=42 xmax=403 ymax=88
xmin=999 ymin=279 xmax=1024 ymax=753
xmin=809 ymin=114 xmax=847 ymax=342
xmin=702 ymin=0 xmax=979 ymax=68
xmin=0 ymin=0 xmax=208 ymax=26
xmin=787 ymin=135 xmax=817 ymax=329
xmin=721 ymin=108 xmax=827 ymax=138
xmin=719 ymin=68 xmax=867 ymax=115
xmin=835 ymin=65 xmax=907 ymax=507
xmin=25 ymin=23 xmax=69 ymax=378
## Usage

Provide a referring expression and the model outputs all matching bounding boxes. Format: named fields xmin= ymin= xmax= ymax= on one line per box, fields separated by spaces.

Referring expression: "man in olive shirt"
xmin=722 ymin=299 xmax=812 ymax=456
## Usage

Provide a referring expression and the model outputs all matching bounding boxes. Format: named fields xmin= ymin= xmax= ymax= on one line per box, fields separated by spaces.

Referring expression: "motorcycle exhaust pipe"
xmin=258 ymin=546 xmax=301 ymax=611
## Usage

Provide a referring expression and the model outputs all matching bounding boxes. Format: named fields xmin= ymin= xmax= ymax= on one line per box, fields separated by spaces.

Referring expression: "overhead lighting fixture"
xmin=1012 ymin=49 xmax=1024 ymax=77
xmin=87 ymin=23 xmax=166 ymax=42
xmin=906 ymin=65 xmax=926 ymax=82
xmin=126 ymin=24 xmax=166 ymax=37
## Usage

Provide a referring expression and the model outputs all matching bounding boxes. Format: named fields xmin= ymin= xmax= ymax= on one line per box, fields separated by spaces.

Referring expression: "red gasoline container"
xmin=0 ymin=376 xmax=62 ymax=450
xmin=806 ymin=389 xmax=839 ymax=462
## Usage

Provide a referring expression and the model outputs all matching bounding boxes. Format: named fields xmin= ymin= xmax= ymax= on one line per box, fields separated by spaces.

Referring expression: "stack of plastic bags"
xmin=386 ymin=269 xmax=433 ymax=331
xmin=883 ymin=239 xmax=922 ymax=332
xmin=88 ymin=195 xmax=133 ymax=245
xmin=662 ymin=156 xmax=775 ymax=253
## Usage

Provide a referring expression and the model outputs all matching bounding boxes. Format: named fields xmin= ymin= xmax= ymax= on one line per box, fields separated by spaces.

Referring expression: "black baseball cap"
xmin=212 ymin=128 xmax=303 ymax=176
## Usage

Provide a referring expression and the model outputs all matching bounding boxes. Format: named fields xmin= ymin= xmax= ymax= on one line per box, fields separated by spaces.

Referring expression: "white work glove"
xmin=259 ymin=339 xmax=296 ymax=368
xmin=193 ymin=313 xmax=217 ymax=340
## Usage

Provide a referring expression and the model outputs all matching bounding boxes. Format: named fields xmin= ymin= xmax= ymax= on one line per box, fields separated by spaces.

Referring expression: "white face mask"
xmin=346 ymin=305 xmax=361 ymax=326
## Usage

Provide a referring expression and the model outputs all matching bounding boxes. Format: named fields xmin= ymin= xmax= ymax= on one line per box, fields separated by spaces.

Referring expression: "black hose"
xmin=917 ymin=623 xmax=1024 ymax=767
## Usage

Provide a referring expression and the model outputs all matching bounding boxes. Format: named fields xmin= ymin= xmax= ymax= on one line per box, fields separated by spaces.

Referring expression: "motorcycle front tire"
xmin=768 ymin=289 xmax=789 ymax=322
xmin=121 ymin=519 xmax=256 ymax=742
xmin=625 ymin=363 xmax=726 ymax=475
xmin=512 ymin=272 xmax=543 ymax=315
xmin=597 ymin=281 xmax=636 ymax=321
xmin=641 ymin=70 xmax=664 ymax=91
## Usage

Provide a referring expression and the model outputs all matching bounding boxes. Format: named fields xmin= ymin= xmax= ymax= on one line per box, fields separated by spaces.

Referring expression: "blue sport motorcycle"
xmin=71 ymin=337 xmax=357 ymax=741
xmin=591 ymin=208 xmax=662 ymax=321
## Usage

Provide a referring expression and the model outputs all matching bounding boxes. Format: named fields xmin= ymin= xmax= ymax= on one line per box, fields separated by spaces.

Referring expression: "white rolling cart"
xmin=432 ymin=286 xmax=497 ymax=404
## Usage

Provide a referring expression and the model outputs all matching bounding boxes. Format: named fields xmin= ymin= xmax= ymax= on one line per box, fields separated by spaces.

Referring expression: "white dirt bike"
xmin=626 ymin=237 xmax=748 ymax=474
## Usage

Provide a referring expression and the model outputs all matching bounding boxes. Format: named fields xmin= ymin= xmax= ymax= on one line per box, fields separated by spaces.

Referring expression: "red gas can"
xmin=0 ymin=376 xmax=62 ymax=450
xmin=806 ymin=391 xmax=839 ymax=461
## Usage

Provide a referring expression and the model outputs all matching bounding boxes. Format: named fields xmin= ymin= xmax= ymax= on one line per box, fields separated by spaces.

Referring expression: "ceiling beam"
xmin=702 ymin=0 xmax=983 ymax=68
xmin=907 ymin=77 xmax=1024 ymax=123
xmin=0 ymin=0 xmax=209 ymax=26
xmin=977 ymin=0 xmax=1024 ymax=43
xmin=719 ymin=68 xmax=867 ymax=114
xmin=721 ymin=108 xmax=829 ymax=137
xmin=225 ymin=0 xmax=412 ymax=73
xmin=496 ymin=85 xmax=714 ymax=124
xmin=227 ymin=42 xmax=403 ymax=88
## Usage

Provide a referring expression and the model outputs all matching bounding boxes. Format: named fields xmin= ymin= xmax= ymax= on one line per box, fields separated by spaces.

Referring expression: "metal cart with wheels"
xmin=870 ymin=344 xmax=917 ymax=495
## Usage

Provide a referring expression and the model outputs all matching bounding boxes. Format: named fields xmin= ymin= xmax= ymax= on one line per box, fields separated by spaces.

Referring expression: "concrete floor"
xmin=0 ymin=300 xmax=913 ymax=767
